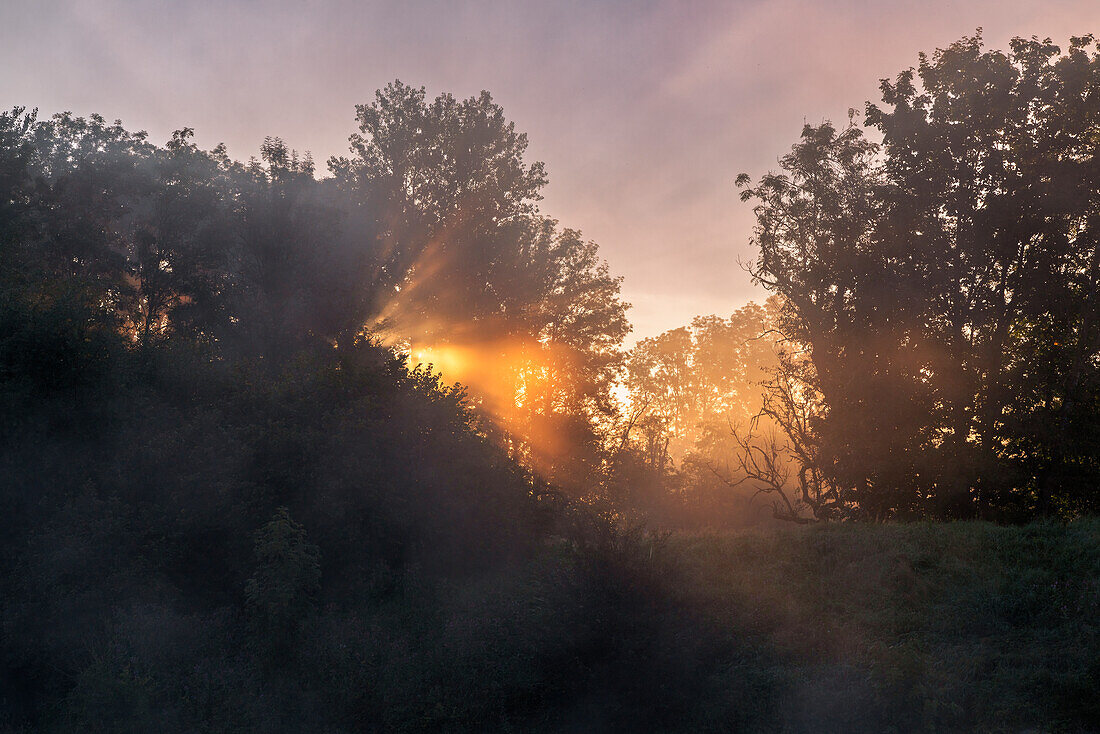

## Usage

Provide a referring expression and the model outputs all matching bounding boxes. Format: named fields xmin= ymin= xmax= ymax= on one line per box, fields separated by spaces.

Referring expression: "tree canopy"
xmin=331 ymin=82 xmax=631 ymax=489
xmin=1 ymin=88 xmax=744 ymax=732
xmin=739 ymin=32 xmax=1100 ymax=520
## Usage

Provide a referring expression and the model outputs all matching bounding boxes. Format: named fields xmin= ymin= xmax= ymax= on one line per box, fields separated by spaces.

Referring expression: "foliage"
xmin=245 ymin=508 xmax=322 ymax=643
xmin=330 ymin=83 xmax=631 ymax=493
xmin=624 ymin=298 xmax=781 ymax=468
xmin=0 ymin=93 xmax=775 ymax=732
xmin=739 ymin=33 xmax=1100 ymax=520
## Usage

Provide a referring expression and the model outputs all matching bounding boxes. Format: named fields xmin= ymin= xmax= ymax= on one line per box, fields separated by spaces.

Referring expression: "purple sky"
xmin=3 ymin=0 xmax=1099 ymax=343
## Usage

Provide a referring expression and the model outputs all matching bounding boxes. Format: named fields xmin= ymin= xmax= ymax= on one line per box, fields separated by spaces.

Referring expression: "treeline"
xmin=11 ymin=34 xmax=1098 ymax=536
xmin=0 ymin=82 xmax=630 ymax=491
xmin=0 ymin=89 xmax=773 ymax=731
xmin=610 ymin=299 xmax=786 ymax=527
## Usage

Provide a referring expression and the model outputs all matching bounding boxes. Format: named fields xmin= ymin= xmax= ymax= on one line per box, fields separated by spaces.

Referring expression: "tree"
xmin=624 ymin=299 xmax=781 ymax=467
xmin=330 ymin=82 xmax=631 ymax=491
xmin=738 ymin=33 xmax=1100 ymax=519
xmin=328 ymin=80 xmax=547 ymax=319
xmin=245 ymin=507 xmax=321 ymax=650
xmin=866 ymin=33 xmax=1100 ymax=517
xmin=738 ymin=120 xmax=933 ymax=520
xmin=123 ymin=128 xmax=235 ymax=345
xmin=0 ymin=107 xmax=37 ymax=258
xmin=0 ymin=114 xmax=240 ymax=349
xmin=229 ymin=136 xmax=365 ymax=359
xmin=611 ymin=300 xmax=790 ymax=526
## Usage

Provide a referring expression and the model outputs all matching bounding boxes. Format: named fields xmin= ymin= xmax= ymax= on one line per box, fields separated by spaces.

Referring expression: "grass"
xmin=667 ymin=519 xmax=1100 ymax=733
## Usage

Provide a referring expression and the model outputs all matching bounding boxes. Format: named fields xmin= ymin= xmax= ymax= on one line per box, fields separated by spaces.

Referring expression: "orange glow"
xmin=360 ymin=204 xmax=605 ymax=482
xmin=403 ymin=334 xmax=573 ymax=471
xmin=369 ymin=306 xmax=577 ymax=479
xmin=407 ymin=340 xmax=536 ymax=414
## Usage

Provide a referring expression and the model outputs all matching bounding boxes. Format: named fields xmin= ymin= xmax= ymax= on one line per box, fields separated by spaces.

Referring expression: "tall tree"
xmin=739 ymin=33 xmax=1100 ymax=519
xmin=330 ymin=82 xmax=631 ymax=491
xmin=867 ymin=33 xmax=1100 ymax=516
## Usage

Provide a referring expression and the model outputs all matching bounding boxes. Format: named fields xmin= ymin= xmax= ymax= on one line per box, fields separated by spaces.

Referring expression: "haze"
xmin=2 ymin=0 xmax=1097 ymax=343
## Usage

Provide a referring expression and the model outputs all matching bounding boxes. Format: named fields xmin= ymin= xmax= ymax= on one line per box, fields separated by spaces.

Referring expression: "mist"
xmin=1 ymin=8 xmax=1100 ymax=732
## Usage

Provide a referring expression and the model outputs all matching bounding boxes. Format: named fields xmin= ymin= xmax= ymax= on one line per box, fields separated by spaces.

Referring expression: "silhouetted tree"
xmin=331 ymin=82 xmax=631 ymax=492
xmin=739 ymin=33 xmax=1100 ymax=519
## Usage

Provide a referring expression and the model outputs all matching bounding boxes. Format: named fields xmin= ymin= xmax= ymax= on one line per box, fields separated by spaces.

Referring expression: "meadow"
xmin=664 ymin=520 xmax=1100 ymax=732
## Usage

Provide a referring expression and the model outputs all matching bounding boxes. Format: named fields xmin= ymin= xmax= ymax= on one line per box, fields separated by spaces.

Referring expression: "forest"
xmin=1 ymin=31 xmax=1098 ymax=732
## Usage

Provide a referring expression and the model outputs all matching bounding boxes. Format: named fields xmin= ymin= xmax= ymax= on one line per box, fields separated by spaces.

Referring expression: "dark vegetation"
xmin=1 ymin=31 xmax=1099 ymax=732
xmin=0 ymin=86 xmax=764 ymax=732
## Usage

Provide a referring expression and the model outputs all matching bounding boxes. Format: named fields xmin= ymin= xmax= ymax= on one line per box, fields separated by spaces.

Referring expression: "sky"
xmin=3 ymin=0 xmax=1099 ymax=344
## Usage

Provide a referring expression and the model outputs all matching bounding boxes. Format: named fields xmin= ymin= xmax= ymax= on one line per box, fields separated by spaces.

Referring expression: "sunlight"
xmin=368 ymin=297 xmax=575 ymax=478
